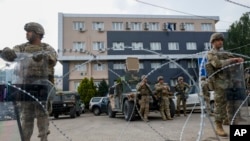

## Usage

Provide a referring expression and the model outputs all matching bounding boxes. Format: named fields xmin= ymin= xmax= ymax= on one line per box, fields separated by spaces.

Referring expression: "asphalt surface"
xmin=0 ymin=111 xmax=234 ymax=141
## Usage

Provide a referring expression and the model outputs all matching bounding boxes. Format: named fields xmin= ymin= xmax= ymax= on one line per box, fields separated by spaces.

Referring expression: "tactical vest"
xmin=13 ymin=43 xmax=56 ymax=84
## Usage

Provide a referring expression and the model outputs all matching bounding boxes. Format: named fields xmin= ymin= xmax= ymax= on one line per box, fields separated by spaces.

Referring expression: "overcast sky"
xmin=0 ymin=0 xmax=249 ymax=76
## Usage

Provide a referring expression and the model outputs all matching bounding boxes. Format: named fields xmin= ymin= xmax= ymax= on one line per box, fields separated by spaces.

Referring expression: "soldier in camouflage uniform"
xmin=1 ymin=22 xmax=57 ymax=141
xmin=154 ymin=76 xmax=173 ymax=120
xmin=206 ymin=32 xmax=244 ymax=137
xmin=200 ymin=76 xmax=213 ymax=116
xmin=174 ymin=76 xmax=190 ymax=117
xmin=136 ymin=75 xmax=151 ymax=122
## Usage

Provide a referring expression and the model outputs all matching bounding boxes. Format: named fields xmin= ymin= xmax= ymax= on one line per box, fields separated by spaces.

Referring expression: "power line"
xmin=225 ymin=0 xmax=250 ymax=9
xmin=135 ymin=0 xmax=233 ymax=24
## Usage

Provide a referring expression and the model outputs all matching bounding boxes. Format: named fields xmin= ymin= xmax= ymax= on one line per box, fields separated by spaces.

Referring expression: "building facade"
xmin=58 ymin=13 xmax=219 ymax=91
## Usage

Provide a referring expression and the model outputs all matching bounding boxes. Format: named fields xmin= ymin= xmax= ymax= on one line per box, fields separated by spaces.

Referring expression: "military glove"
xmin=32 ymin=53 xmax=44 ymax=62
xmin=1 ymin=47 xmax=17 ymax=61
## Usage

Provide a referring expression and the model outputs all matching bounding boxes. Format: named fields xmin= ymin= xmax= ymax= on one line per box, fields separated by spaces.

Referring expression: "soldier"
xmin=1 ymin=22 xmax=57 ymax=141
xmin=154 ymin=76 xmax=173 ymax=120
xmin=136 ymin=75 xmax=151 ymax=122
xmin=200 ymin=76 xmax=213 ymax=116
xmin=206 ymin=32 xmax=244 ymax=137
xmin=174 ymin=76 xmax=190 ymax=117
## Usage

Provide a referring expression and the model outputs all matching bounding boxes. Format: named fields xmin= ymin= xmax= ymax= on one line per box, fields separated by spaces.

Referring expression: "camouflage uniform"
xmin=206 ymin=32 xmax=244 ymax=136
xmin=136 ymin=75 xmax=151 ymax=122
xmin=174 ymin=76 xmax=190 ymax=116
xmin=1 ymin=22 xmax=57 ymax=141
xmin=200 ymin=77 xmax=212 ymax=115
xmin=154 ymin=76 xmax=173 ymax=120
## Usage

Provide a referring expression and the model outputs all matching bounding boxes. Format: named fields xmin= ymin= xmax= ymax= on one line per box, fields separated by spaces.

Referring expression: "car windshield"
xmin=53 ymin=95 xmax=62 ymax=101
xmin=188 ymin=85 xmax=199 ymax=94
xmin=63 ymin=94 xmax=75 ymax=101
xmin=92 ymin=97 xmax=102 ymax=102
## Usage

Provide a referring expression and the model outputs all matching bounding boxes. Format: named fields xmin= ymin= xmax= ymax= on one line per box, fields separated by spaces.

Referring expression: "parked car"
xmin=172 ymin=85 xmax=215 ymax=113
xmin=89 ymin=97 xmax=109 ymax=116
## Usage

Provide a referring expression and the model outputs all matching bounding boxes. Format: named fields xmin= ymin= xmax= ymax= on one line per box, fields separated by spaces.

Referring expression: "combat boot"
xmin=183 ymin=110 xmax=187 ymax=116
xmin=143 ymin=118 xmax=149 ymax=122
xmin=166 ymin=116 xmax=173 ymax=120
xmin=160 ymin=111 xmax=167 ymax=121
xmin=166 ymin=113 xmax=173 ymax=120
xmin=215 ymin=122 xmax=228 ymax=137
xmin=223 ymin=118 xmax=229 ymax=125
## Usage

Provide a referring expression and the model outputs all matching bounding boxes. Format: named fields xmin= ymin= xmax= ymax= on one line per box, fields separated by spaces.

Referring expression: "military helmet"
xmin=201 ymin=76 xmax=206 ymax=81
xmin=210 ymin=33 xmax=224 ymax=43
xmin=157 ymin=76 xmax=164 ymax=81
xmin=178 ymin=76 xmax=183 ymax=81
xmin=24 ymin=22 xmax=45 ymax=35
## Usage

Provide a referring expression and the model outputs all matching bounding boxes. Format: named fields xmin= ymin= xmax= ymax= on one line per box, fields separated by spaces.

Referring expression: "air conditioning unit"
xmin=144 ymin=22 xmax=149 ymax=30
xmin=80 ymin=72 xmax=87 ymax=76
xmin=79 ymin=28 xmax=85 ymax=32
xmin=99 ymin=48 xmax=105 ymax=53
xmin=126 ymin=22 xmax=131 ymax=30
xmin=180 ymin=23 xmax=185 ymax=31
xmin=98 ymin=27 xmax=104 ymax=32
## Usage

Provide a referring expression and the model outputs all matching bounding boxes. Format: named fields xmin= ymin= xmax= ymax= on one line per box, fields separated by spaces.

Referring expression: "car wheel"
xmin=70 ymin=107 xmax=76 ymax=118
xmin=169 ymin=98 xmax=176 ymax=118
xmin=210 ymin=101 xmax=215 ymax=113
xmin=108 ymin=102 xmax=116 ymax=118
xmin=123 ymin=100 xmax=136 ymax=121
xmin=76 ymin=110 xmax=81 ymax=117
xmin=93 ymin=107 xmax=101 ymax=116
xmin=54 ymin=114 xmax=59 ymax=119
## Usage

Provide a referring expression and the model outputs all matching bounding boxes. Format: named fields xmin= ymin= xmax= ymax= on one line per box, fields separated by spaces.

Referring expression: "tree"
xmin=77 ymin=77 xmax=97 ymax=109
xmin=224 ymin=12 xmax=250 ymax=59
xmin=97 ymin=79 xmax=109 ymax=96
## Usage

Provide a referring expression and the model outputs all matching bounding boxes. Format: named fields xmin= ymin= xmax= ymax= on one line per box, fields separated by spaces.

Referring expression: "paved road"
xmin=0 ymin=111 xmax=232 ymax=141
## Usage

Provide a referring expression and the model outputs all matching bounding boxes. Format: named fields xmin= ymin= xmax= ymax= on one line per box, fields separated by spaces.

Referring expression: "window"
xmin=132 ymin=42 xmax=143 ymax=50
xmin=75 ymin=63 xmax=87 ymax=71
xmin=73 ymin=42 xmax=85 ymax=51
xmin=92 ymin=22 xmax=104 ymax=30
xmin=112 ymin=42 xmax=125 ymax=50
xmin=150 ymin=42 xmax=161 ymax=50
xmin=139 ymin=63 xmax=144 ymax=69
xmin=170 ymin=79 xmax=177 ymax=87
xmin=113 ymin=62 xmax=125 ymax=70
xmin=164 ymin=23 xmax=176 ymax=31
xmin=149 ymin=22 xmax=160 ymax=30
xmin=188 ymin=60 xmax=197 ymax=68
xmin=93 ymin=42 xmax=105 ymax=51
xmin=74 ymin=82 xmax=80 ymax=91
xmin=131 ymin=22 xmax=142 ymax=31
xmin=201 ymin=23 xmax=212 ymax=31
xmin=204 ymin=42 xmax=211 ymax=50
xmin=168 ymin=42 xmax=179 ymax=50
xmin=94 ymin=81 xmax=101 ymax=87
xmin=112 ymin=22 xmax=123 ymax=30
xmin=169 ymin=62 xmax=178 ymax=68
xmin=151 ymin=62 xmax=161 ymax=69
xmin=186 ymin=42 xmax=197 ymax=50
xmin=93 ymin=63 xmax=105 ymax=71
xmin=185 ymin=23 xmax=194 ymax=31
xmin=73 ymin=22 xmax=85 ymax=30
